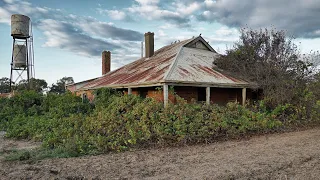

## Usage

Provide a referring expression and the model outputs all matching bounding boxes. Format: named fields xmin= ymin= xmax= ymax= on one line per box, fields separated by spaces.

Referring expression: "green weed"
xmin=0 ymin=88 xmax=318 ymax=161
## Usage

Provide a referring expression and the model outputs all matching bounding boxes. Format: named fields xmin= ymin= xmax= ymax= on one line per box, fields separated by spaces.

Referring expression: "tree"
xmin=16 ymin=78 xmax=48 ymax=93
xmin=0 ymin=77 xmax=10 ymax=93
xmin=309 ymin=72 xmax=320 ymax=100
xmin=49 ymin=77 xmax=74 ymax=94
xmin=214 ymin=28 xmax=318 ymax=107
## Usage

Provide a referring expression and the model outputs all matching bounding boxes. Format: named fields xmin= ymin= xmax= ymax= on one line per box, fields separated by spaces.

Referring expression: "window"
xmin=82 ymin=93 xmax=88 ymax=102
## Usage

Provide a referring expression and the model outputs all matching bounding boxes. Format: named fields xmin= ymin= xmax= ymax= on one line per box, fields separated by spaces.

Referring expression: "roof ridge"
xmin=163 ymin=46 xmax=184 ymax=81
xmin=158 ymin=38 xmax=195 ymax=81
xmin=152 ymin=37 xmax=193 ymax=56
xmin=102 ymin=37 xmax=193 ymax=75
xmin=163 ymin=37 xmax=202 ymax=81
xmin=78 ymin=37 xmax=197 ymax=90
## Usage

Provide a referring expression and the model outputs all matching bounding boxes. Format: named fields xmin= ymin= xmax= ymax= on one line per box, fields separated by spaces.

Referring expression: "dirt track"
xmin=1 ymin=128 xmax=320 ymax=179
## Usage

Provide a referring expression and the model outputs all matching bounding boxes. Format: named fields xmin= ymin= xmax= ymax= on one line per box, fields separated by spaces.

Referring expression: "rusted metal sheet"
xmin=82 ymin=39 xmax=191 ymax=90
xmin=80 ymin=37 xmax=250 ymax=90
xmin=165 ymin=47 xmax=249 ymax=86
xmin=66 ymin=78 xmax=98 ymax=92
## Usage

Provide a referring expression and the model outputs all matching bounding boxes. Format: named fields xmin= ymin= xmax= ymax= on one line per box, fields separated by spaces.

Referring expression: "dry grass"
xmin=1 ymin=127 xmax=320 ymax=179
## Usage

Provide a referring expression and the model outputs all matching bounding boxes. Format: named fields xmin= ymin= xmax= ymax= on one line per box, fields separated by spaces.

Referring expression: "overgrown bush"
xmin=214 ymin=27 xmax=319 ymax=109
xmin=0 ymin=91 xmax=93 ymax=134
xmin=0 ymin=88 xmax=318 ymax=160
xmin=37 ymin=95 xmax=286 ymax=154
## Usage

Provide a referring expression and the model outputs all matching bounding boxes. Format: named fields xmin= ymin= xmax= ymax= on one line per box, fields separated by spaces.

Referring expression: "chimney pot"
xmin=102 ymin=51 xmax=111 ymax=75
xmin=144 ymin=32 xmax=154 ymax=58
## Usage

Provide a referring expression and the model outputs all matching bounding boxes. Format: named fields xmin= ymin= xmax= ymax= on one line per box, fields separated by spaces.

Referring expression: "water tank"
xmin=11 ymin=14 xmax=30 ymax=38
xmin=13 ymin=45 xmax=27 ymax=68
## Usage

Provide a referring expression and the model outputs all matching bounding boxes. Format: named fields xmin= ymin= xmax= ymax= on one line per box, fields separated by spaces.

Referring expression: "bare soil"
xmin=0 ymin=131 xmax=40 ymax=161
xmin=1 ymin=128 xmax=320 ymax=180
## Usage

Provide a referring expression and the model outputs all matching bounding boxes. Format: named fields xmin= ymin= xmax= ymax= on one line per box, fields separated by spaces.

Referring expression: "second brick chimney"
xmin=102 ymin=51 xmax=111 ymax=75
xmin=144 ymin=32 xmax=154 ymax=58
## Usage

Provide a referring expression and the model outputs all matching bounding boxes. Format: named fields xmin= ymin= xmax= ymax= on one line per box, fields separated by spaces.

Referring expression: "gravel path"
xmin=1 ymin=128 xmax=320 ymax=179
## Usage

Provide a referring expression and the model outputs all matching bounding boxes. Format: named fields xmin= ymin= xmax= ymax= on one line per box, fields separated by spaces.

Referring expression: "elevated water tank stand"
xmin=9 ymin=37 xmax=30 ymax=91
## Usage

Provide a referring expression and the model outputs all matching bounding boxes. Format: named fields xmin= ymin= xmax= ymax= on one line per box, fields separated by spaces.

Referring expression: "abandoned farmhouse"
xmin=66 ymin=32 xmax=259 ymax=106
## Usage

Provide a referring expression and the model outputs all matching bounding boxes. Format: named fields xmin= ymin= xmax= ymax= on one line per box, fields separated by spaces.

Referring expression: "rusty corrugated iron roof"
xmin=66 ymin=77 xmax=98 ymax=92
xmin=80 ymin=36 xmax=250 ymax=90
xmin=81 ymin=39 xmax=193 ymax=90
xmin=164 ymin=47 xmax=249 ymax=86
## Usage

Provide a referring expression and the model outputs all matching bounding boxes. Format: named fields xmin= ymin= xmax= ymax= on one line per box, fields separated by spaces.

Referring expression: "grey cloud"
xmin=37 ymin=20 xmax=122 ymax=57
xmin=96 ymin=8 xmax=135 ymax=22
xmin=198 ymin=0 xmax=320 ymax=38
xmin=127 ymin=0 xmax=198 ymax=28
xmin=161 ymin=14 xmax=190 ymax=28
xmin=78 ymin=17 xmax=143 ymax=41
xmin=103 ymin=25 xmax=143 ymax=41
xmin=0 ymin=0 xmax=143 ymax=57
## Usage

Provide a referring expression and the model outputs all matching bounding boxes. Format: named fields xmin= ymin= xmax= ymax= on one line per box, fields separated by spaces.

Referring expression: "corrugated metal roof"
xmin=81 ymin=39 xmax=193 ymax=90
xmin=80 ymin=36 xmax=250 ymax=90
xmin=165 ymin=47 xmax=249 ymax=86
xmin=66 ymin=77 xmax=98 ymax=92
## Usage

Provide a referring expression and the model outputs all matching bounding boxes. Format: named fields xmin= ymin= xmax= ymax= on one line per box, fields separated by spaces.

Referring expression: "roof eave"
xmin=66 ymin=77 xmax=98 ymax=87
xmin=77 ymin=80 xmax=256 ymax=92
xmin=163 ymin=80 xmax=254 ymax=88
xmin=79 ymin=81 xmax=166 ymax=91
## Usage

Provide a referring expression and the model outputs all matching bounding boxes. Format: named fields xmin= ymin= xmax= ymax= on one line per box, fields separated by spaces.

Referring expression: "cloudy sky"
xmin=1 ymin=0 xmax=320 ymax=84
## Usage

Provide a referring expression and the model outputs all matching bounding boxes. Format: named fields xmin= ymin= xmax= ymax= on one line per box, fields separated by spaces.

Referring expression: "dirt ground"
xmin=1 ymin=128 xmax=320 ymax=180
xmin=0 ymin=131 xmax=40 ymax=161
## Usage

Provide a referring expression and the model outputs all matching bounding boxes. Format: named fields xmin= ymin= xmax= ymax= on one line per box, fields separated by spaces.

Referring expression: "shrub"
xmin=0 ymin=88 xmax=317 ymax=160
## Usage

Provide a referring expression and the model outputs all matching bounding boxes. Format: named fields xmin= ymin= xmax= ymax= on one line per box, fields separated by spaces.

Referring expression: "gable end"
xmin=185 ymin=36 xmax=216 ymax=53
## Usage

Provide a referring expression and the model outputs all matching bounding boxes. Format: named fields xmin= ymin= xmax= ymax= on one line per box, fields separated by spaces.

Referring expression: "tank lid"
xmin=11 ymin=14 xmax=30 ymax=19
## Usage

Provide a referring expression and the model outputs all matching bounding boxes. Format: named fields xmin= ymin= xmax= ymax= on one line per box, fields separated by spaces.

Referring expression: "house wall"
xmin=174 ymin=86 xmax=242 ymax=105
xmin=121 ymin=86 xmax=244 ymax=105
xmin=122 ymin=89 xmax=139 ymax=95
xmin=147 ymin=89 xmax=163 ymax=101
xmin=76 ymin=90 xmax=95 ymax=101
xmin=123 ymin=87 xmax=175 ymax=103
xmin=175 ymin=86 xmax=198 ymax=102
xmin=66 ymin=84 xmax=76 ymax=93
xmin=74 ymin=86 xmax=256 ymax=105
xmin=147 ymin=88 xmax=175 ymax=103
xmin=210 ymin=87 xmax=242 ymax=105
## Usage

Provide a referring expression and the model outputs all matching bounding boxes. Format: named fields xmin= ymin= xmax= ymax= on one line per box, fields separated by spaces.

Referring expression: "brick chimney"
xmin=102 ymin=51 xmax=111 ymax=75
xmin=144 ymin=32 xmax=154 ymax=58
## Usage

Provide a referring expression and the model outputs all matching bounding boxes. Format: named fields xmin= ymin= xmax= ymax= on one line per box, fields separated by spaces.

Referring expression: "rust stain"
xmin=78 ymin=37 xmax=249 ymax=90
xmin=81 ymin=42 xmax=183 ymax=89
xmin=195 ymin=65 xmax=225 ymax=79
xmin=145 ymin=64 xmax=170 ymax=81
xmin=178 ymin=66 xmax=190 ymax=75
xmin=223 ymin=74 xmax=243 ymax=83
